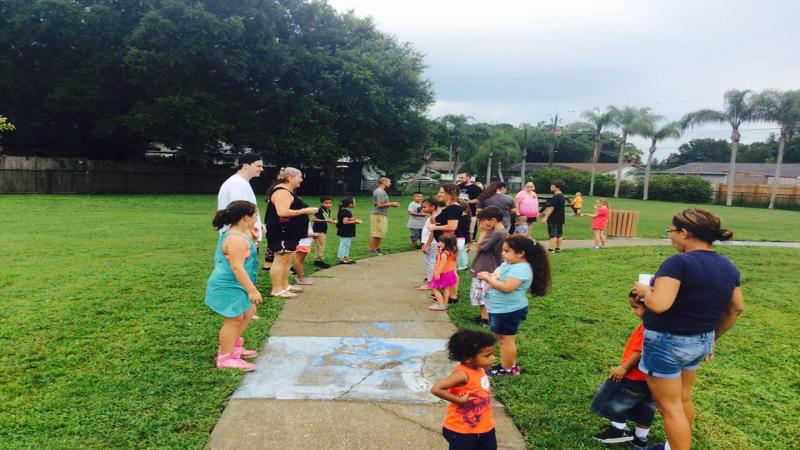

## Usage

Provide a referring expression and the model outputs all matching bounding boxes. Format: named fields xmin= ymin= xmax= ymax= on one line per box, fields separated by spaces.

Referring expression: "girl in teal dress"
xmin=206 ymin=201 xmax=263 ymax=371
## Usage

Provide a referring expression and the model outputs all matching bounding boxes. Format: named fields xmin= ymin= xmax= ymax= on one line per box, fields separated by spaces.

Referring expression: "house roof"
xmin=428 ymin=160 xmax=463 ymax=172
xmin=663 ymin=163 xmax=800 ymax=178
xmin=507 ymin=162 xmax=636 ymax=173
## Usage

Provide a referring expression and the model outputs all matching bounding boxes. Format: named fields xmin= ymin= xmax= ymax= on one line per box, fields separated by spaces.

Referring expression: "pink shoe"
xmin=295 ymin=278 xmax=314 ymax=286
xmin=216 ymin=353 xmax=255 ymax=371
xmin=234 ymin=337 xmax=258 ymax=359
xmin=415 ymin=283 xmax=431 ymax=290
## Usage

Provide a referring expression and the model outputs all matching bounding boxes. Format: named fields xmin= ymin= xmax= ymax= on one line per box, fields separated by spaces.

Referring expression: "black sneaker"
xmin=547 ymin=248 xmax=555 ymax=253
xmin=313 ymin=260 xmax=330 ymax=268
xmin=632 ymin=436 xmax=649 ymax=449
xmin=486 ymin=364 xmax=520 ymax=378
xmin=472 ymin=315 xmax=484 ymax=324
xmin=592 ymin=425 xmax=633 ymax=444
xmin=554 ymin=248 xmax=561 ymax=253
xmin=486 ymin=364 xmax=504 ymax=378
xmin=448 ymin=297 xmax=459 ymax=304
xmin=480 ymin=319 xmax=489 ymax=327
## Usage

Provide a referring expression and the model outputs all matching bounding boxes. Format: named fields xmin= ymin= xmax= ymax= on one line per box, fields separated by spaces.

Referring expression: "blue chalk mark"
xmin=373 ymin=322 xmax=392 ymax=331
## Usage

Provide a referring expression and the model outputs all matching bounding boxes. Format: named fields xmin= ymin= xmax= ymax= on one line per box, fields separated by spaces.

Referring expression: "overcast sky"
xmin=327 ymin=0 xmax=799 ymax=159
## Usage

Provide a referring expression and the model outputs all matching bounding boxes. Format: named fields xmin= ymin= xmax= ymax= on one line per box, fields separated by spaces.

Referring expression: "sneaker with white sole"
xmin=592 ymin=425 xmax=633 ymax=444
xmin=286 ymin=285 xmax=304 ymax=293
xmin=632 ymin=435 xmax=649 ymax=449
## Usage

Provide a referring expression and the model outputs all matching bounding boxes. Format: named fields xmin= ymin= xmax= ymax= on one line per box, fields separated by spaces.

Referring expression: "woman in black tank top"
xmin=265 ymin=167 xmax=317 ymax=298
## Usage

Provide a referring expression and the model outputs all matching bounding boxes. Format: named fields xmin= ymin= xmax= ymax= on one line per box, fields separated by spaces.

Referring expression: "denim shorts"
xmin=488 ymin=307 xmax=528 ymax=335
xmin=547 ymin=223 xmax=563 ymax=238
xmin=639 ymin=329 xmax=715 ymax=379
xmin=590 ymin=378 xmax=655 ymax=425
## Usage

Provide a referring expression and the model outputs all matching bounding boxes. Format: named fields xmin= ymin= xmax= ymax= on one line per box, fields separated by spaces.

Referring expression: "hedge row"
xmin=527 ymin=168 xmax=713 ymax=203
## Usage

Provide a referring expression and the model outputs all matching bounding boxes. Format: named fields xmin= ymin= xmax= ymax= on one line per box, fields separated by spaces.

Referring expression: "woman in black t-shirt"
xmin=428 ymin=184 xmax=462 ymax=241
xmin=630 ymin=208 xmax=744 ymax=450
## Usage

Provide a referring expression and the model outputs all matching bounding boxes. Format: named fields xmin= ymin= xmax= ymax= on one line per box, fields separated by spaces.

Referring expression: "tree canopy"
xmin=0 ymin=0 xmax=433 ymax=166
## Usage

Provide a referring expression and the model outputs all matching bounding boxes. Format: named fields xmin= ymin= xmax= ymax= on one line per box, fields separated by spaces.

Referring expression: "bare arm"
xmin=715 ymin=287 xmax=744 ymax=340
xmin=610 ymin=351 xmax=641 ymax=382
xmin=272 ymin=190 xmax=316 ymax=217
xmin=430 ymin=370 xmax=474 ymax=406
xmin=633 ymin=276 xmax=681 ymax=314
xmin=477 ymin=274 xmax=523 ymax=293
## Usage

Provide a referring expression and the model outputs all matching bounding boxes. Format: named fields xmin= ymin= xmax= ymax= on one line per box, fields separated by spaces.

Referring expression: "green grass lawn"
xmin=448 ymin=245 xmax=800 ymax=449
xmin=548 ymin=196 xmax=800 ymax=242
xmin=0 ymin=194 xmax=798 ymax=448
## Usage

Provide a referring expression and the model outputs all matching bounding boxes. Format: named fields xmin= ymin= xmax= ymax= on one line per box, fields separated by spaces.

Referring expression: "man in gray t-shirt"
xmin=369 ymin=177 xmax=399 ymax=254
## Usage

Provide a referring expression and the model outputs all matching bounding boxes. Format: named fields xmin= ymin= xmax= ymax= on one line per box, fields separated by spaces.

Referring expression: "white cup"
xmin=638 ymin=274 xmax=654 ymax=285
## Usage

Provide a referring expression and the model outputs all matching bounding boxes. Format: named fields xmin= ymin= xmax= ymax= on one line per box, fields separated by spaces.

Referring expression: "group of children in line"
xmin=206 ymin=188 xmax=649 ymax=450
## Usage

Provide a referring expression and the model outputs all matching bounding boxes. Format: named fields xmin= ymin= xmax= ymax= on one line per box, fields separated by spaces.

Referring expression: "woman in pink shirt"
xmin=514 ymin=182 xmax=539 ymax=238
xmin=588 ymin=199 xmax=610 ymax=249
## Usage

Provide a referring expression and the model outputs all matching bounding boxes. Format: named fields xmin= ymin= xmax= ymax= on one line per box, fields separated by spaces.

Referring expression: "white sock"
xmin=610 ymin=421 xmax=627 ymax=430
xmin=635 ymin=427 xmax=650 ymax=439
xmin=665 ymin=442 xmax=671 ymax=450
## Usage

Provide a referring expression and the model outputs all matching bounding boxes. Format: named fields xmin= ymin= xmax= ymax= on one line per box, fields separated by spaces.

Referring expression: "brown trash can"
xmin=606 ymin=210 xmax=639 ymax=238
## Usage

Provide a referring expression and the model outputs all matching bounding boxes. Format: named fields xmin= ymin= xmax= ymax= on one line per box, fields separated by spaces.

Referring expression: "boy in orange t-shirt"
xmin=431 ymin=329 xmax=498 ymax=450
xmin=590 ymin=301 xmax=655 ymax=449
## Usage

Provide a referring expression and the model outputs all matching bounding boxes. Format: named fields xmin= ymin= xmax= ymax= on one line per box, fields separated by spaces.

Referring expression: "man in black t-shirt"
xmin=457 ymin=172 xmax=483 ymax=239
xmin=542 ymin=180 xmax=566 ymax=253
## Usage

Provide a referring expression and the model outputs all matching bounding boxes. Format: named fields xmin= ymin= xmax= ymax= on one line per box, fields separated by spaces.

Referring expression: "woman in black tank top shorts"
xmin=265 ymin=167 xmax=317 ymax=298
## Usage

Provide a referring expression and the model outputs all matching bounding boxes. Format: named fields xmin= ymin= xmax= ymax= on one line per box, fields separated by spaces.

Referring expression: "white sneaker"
xmin=287 ymin=285 xmax=304 ymax=293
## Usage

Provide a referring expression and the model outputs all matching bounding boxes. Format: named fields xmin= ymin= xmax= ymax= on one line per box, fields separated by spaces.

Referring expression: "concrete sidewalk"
xmin=207 ymin=252 xmax=527 ymax=450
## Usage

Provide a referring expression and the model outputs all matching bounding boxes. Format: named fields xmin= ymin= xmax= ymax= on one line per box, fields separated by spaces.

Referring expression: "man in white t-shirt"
xmin=217 ymin=153 xmax=265 ymax=240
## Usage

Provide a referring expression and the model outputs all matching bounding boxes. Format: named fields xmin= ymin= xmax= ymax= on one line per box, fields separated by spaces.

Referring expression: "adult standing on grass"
xmin=476 ymin=182 xmax=516 ymax=231
xmin=514 ymin=182 xmax=539 ymax=238
xmin=369 ymin=177 xmax=400 ymax=255
xmin=541 ymin=180 xmax=566 ymax=253
xmin=265 ymin=168 xmax=318 ymax=299
xmin=631 ymin=208 xmax=744 ymax=450
xmin=217 ymin=153 xmax=265 ymax=241
xmin=205 ymin=201 xmax=262 ymax=371
xmin=457 ymin=172 xmax=483 ymax=239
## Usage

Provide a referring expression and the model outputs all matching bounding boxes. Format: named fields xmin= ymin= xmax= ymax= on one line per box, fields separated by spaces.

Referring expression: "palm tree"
xmin=609 ymin=106 xmax=652 ymax=197
xmin=470 ymin=129 xmax=518 ymax=183
xmin=440 ymin=114 xmax=475 ymax=179
xmin=580 ymin=108 xmax=616 ymax=196
xmin=751 ymin=89 xmax=800 ymax=209
xmin=681 ymin=89 xmax=756 ymax=206
xmin=640 ymin=119 xmax=681 ymax=200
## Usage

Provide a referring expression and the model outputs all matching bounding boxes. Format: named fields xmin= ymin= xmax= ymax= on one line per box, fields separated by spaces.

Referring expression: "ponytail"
xmin=505 ymin=235 xmax=551 ymax=296
xmin=339 ymin=196 xmax=355 ymax=212
xmin=213 ymin=200 xmax=257 ymax=230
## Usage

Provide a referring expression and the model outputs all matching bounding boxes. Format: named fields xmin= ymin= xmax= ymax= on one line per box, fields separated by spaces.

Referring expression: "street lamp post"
xmin=548 ymin=113 xmax=559 ymax=167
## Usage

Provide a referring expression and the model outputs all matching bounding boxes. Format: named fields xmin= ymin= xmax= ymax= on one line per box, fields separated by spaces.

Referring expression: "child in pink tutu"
xmin=429 ymin=234 xmax=459 ymax=311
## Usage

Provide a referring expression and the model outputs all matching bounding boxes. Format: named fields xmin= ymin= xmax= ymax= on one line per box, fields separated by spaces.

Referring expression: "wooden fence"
xmin=0 ymin=155 xmax=363 ymax=195
xmin=716 ymin=183 xmax=800 ymax=207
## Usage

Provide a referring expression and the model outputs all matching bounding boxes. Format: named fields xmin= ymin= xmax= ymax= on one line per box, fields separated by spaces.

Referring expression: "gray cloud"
xmin=328 ymin=0 xmax=798 ymax=158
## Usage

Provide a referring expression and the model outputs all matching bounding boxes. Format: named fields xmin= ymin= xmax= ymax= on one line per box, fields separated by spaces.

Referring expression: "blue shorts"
xmin=590 ymin=378 xmax=655 ymax=425
xmin=639 ymin=329 xmax=715 ymax=379
xmin=488 ymin=307 xmax=528 ymax=335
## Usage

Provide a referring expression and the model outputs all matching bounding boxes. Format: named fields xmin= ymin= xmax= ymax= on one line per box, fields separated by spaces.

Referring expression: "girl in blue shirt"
xmin=477 ymin=235 xmax=551 ymax=377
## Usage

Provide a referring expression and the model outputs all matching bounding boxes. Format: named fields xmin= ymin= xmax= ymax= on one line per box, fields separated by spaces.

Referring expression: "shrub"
xmin=643 ymin=174 xmax=713 ymax=203
xmin=528 ymin=168 xmax=617 ymax=196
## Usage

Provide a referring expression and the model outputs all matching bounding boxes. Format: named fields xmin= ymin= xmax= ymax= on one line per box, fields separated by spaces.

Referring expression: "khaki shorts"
xmin=370 ymin=215 xmax=388 ymax=238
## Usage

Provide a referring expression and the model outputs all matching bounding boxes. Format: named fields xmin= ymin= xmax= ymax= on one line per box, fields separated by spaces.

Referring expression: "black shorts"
xmin=547 ymin=223 xmax=563 ymax=238
xmin=442 ymin=427 xmax=497 ymax=450
xmin=526 ymin=217 xmax=537 ymax=224
xmin=267 ymin=236 xmax=299 ymax=253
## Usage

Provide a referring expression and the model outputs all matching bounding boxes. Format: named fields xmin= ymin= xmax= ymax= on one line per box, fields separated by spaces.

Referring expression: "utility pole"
xmin=547 ymin=113 xmax=559 ymax=167
xmin=520 ymin=125 xmax=528 ymax=190
xmin=486 ymin=152 xmax=493 ymax=184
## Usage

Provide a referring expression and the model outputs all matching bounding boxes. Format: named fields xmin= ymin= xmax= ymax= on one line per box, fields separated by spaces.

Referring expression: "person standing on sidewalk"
xmin=312 ymin=196 xmax=336 ymax=268
xmin=368 ymin=177 xmax=400 ymax=255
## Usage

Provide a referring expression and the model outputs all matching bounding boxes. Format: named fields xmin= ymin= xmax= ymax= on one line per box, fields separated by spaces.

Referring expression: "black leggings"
xmin=442 ymin=427 xmax=497 ymax=450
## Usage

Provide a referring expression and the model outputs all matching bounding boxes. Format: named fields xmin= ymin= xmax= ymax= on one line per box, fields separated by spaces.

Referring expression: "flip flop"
xmin=271 ymin=289 xmax=297 ymax=299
